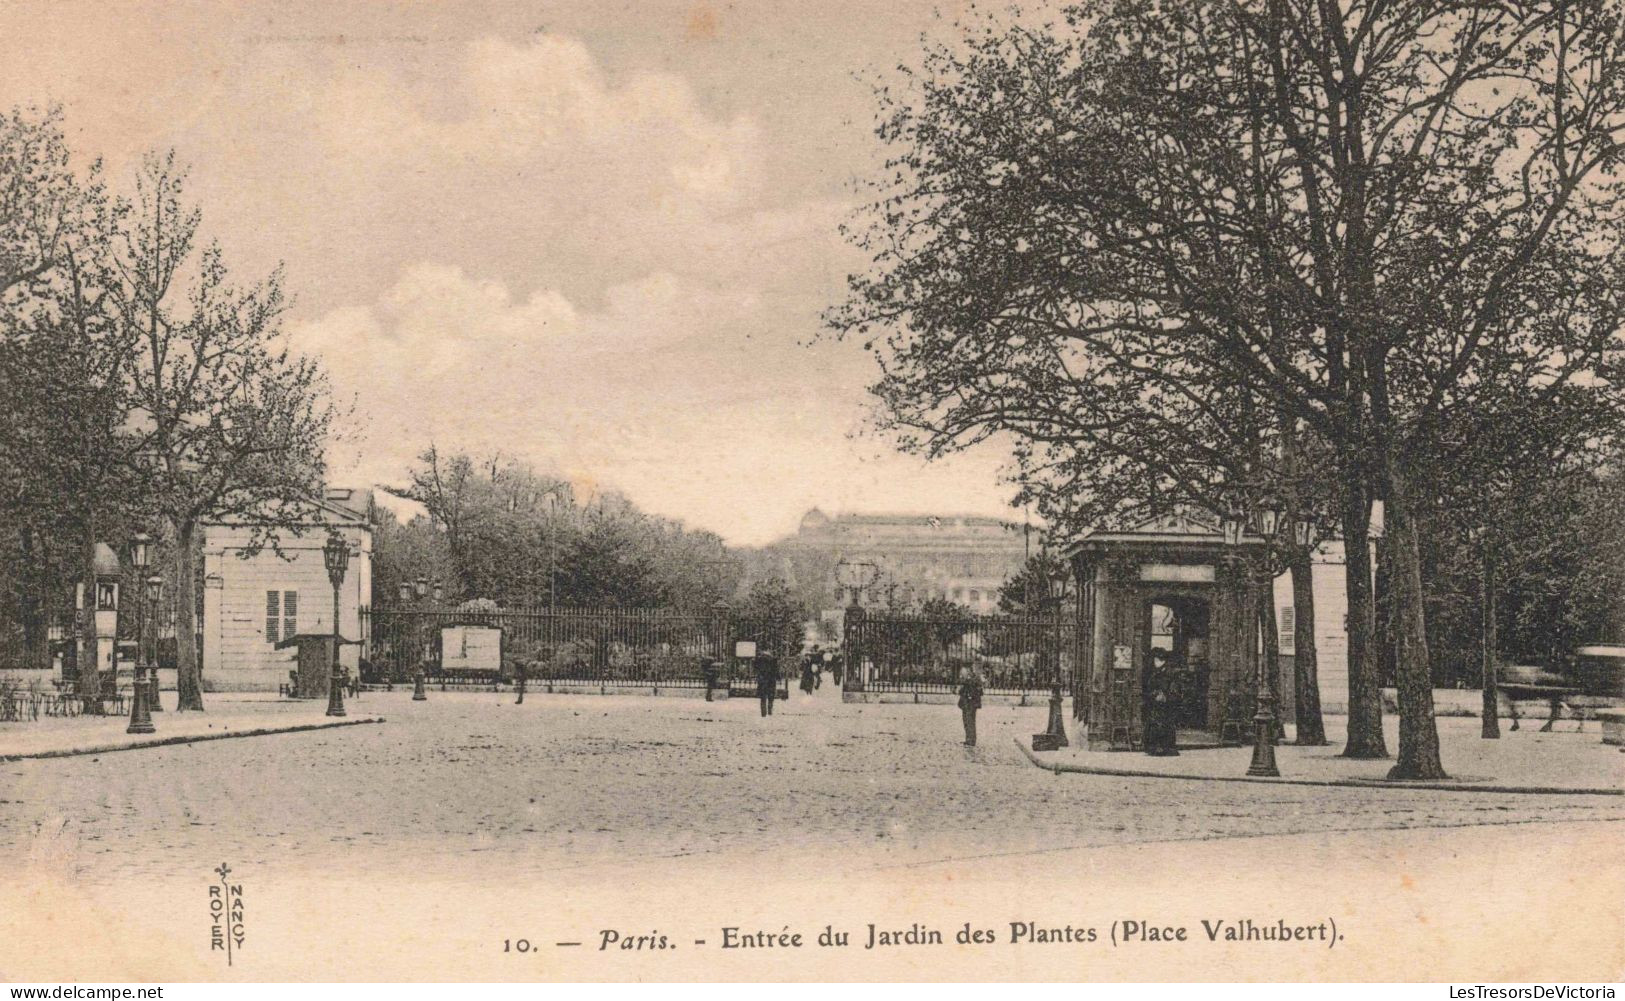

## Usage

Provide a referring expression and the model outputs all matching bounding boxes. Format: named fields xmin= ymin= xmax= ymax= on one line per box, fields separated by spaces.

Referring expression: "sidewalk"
xmin=0 ymin=692 xmax=385 ymax=760
xmin=1022 ymin=714 xmax=1623 ymax=795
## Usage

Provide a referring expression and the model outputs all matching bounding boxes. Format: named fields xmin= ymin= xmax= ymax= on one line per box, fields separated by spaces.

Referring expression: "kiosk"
xmin=1067 ymin=514 xmax=1268 ymax=752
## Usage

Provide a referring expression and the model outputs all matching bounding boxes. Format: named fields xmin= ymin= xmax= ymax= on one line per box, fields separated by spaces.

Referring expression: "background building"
xmin=775 ymin=508 xmax=1030 ymax=615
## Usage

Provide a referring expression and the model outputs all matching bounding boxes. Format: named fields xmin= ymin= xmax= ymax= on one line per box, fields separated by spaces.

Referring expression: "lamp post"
xmin=145 ymin=574 xmax=163 ymax=714
xmin=323 ymin=532 xmax=350 ymax=718
xmin=834 ymin=558 xmax=877 ymax=609
xmin=125 ymin=532 xmax=155 ymax=735
xmin=404 ymin=576 xmax=432 ymax=700
xmin=835 ymin=559 xmax=877 ymax=692
xmin=1467 ymin=522 xmax=1500 ymax=739
xmin=1034 ymin=564 xmax=1071 ymax=751
xmin=535 ymin=486 xmax=568 ymax=612
xmin=1241 ymin=503 xmax=1283 ymax=777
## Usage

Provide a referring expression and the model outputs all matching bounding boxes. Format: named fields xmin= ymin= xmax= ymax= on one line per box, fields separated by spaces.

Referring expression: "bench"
xmin=0 ymin=690 xmax=41 ymax=722
xmin=425 ymin=668 xmax=502 ymax=691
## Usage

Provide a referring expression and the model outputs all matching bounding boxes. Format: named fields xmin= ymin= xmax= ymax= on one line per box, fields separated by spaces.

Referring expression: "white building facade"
xmin=1272 ymin=540 xmax=1355 ymax=714
xmin=200 ymin=488 xmax=373 ymax=692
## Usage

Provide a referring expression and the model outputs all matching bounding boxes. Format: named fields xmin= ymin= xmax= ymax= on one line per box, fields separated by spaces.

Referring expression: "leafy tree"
xmin=0 ymin=105 xmax=137 ymax=701
xmin=733 ymin=578 xmax=808 ymax=660
xmin=380 ymin=448 xmax=742 ymax=613
xmin=996 ymin=554 xmax=1070 ymax=615
xmin=833 ymin=0 xmax=1625 ymax=779
xmin=917 ymin=595 xmax=974 ymax=647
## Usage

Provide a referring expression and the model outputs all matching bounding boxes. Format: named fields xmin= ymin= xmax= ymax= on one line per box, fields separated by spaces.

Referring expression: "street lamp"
xmin=539 ymin=486 xmax=569 ymax=611
xmin=834 ymin=559 xmax=878 ymax=694
xmin=1244 ymin=499 xmax=1285 ymax=777
xmin=130 ymin=531 xmax=151 ymax=573
xmin=125 ymin=533 xmax=155 ymax=735
xmin=834 ymin=559 xmax=877 ymax=608
xmin=144 ymin=574 xmax=163 ymax=714
xmin=1033 ymin=562 xmax=1071 ymax=751
xmin=323 ymin=531 xmax=350 ymax=718
xmin=396 ymin=577 xmax=431 ymax=700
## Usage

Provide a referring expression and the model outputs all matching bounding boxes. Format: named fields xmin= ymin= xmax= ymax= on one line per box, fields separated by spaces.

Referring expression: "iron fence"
xmin=843 ymin=607 xmax=1077 ymax=696
xmin=361 ymin=606 xmax=800 ymax=689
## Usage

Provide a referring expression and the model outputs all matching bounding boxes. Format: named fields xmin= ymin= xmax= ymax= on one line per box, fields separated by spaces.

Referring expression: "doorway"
xmin=1142 ymin=596 xmax=1212 ymax=729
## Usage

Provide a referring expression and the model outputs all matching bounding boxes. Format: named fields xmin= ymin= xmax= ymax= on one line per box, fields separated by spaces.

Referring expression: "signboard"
xmin=1138 ymin=563 xmax=1216 ymax=583
xmin=734 ymin=640 xmax=757 ymax=659
xmin=440 ymin=625 xmax=503 ymax=671
xmin=1112 ymin=644 xmax=1133 ymax=671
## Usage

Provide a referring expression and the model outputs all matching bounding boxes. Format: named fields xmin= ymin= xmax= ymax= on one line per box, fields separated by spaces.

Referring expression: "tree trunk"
xmin=1374 ymin=534 xmax=1397 ymax=688
xmin=1340 ymin=482 xmax=1388 ymax=758
xmin=174 ymin=519 xmax=204 ymax=711
xmin=1290 ymin=548 xmax=1328 ymax=745
xmin=1480 ymin=547 xmax=1500 ymax=739
xmin=18 ymin=526 xmax=42 ymax=668
xmin=1383 ymin=469 xmax=1448 ymax=780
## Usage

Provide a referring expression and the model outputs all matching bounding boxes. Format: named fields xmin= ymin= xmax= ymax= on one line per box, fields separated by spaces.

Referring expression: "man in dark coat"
xmin=957 ymin=670 xmax=984 ymax=746
xmin=1144 ymin=651 xmax=1180 ymax=756
xmin=755 ymin=651 xmax=780 ymax=716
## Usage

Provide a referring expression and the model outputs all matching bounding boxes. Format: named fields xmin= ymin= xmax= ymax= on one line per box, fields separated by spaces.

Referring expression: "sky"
xmin=0 ymin=0 xmax=1022 ymax=546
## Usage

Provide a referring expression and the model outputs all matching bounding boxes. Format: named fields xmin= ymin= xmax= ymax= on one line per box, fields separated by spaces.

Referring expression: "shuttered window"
xmin=1279 ymin=605 xmax=1296 ymax=655
xmin=266 ymin=590 xmax=298 ymax=644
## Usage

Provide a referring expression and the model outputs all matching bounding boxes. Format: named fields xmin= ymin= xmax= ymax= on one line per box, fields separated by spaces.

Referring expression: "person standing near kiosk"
xmin=1144 ymin=649 xmax=1180 ymax=756
xmin=755 ymin=648 xmax=780 ymax=716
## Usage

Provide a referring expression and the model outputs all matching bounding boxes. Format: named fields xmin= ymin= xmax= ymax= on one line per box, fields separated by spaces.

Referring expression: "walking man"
xmin=957 ymin=669 xmax=984 ymax=746
xmin=756 ymin=649 xmax=780 ymax=716
xmin=515 ymin=657 xmax=528 ymax=705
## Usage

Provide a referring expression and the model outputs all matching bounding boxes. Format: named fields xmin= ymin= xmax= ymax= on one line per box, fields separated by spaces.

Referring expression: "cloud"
xmin=0 ymin=17 xmax=1019 ymax=544
xmin=294 ymin=260 xmax=1015 ymax=546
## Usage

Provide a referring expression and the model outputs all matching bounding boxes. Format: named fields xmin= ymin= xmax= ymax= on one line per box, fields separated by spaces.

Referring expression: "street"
xmin=3 ymin=686 xmax=1623 ymax=980
xmin=4 ymin=686 xmax=1620 ymax=887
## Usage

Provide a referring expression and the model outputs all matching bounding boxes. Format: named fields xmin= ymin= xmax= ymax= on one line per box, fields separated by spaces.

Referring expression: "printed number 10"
xmin=505 ymin=939 xmax=531 ymax=953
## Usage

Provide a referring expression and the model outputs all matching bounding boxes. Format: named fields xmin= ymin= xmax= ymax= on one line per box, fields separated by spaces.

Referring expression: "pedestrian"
xmin=830 ymin=652 xmax=844 ymax=687
xmin=1143 ymin=650 xmax=1180 ymax=756
xmin=957 ymin=668 xmax=984 ymax=747
xmin=755 ymin=650 xmax=780 ymax=716
xmin=799 ymin=655 xmax=816 ymax=695
xmin=515 ymin=657 xmax=527 ymax=705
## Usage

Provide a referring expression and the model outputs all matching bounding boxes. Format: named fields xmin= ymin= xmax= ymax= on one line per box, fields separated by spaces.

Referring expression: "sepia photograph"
xmin=0 ymin=0 xmax=1621 ymax=986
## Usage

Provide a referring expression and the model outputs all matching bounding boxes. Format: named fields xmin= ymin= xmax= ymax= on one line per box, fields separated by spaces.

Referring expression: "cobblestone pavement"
xmin=3 ymin=684 xmax=1622 ymax=888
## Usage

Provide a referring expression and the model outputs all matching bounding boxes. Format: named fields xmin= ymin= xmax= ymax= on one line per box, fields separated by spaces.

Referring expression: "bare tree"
xmin=115 ymin=153 xmax=334 ymax=710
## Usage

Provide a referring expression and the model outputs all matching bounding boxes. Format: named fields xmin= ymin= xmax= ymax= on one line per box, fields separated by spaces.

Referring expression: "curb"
xmin=1 ymin=717 xmax=387 ymax=762
xmin=1014 ymin=738 xmax=1623 ymax=797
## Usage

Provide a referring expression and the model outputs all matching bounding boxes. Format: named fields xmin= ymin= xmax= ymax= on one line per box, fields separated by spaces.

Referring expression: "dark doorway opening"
xmin=1142 ymin=596 xmax=1212 ymax=730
